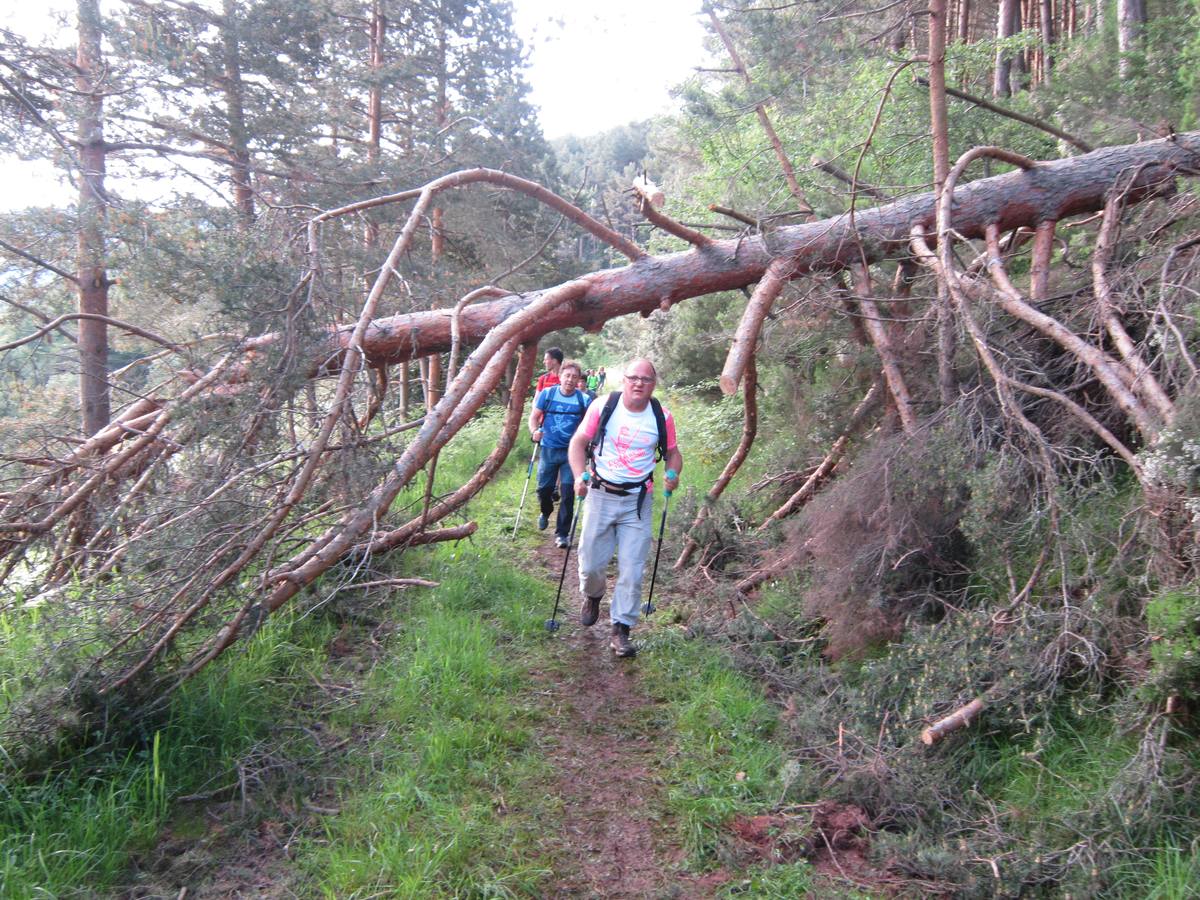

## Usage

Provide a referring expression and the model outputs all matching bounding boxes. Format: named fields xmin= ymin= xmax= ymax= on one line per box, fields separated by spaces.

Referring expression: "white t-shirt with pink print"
xmin=579 ymin=393 xmax=677 ymax=485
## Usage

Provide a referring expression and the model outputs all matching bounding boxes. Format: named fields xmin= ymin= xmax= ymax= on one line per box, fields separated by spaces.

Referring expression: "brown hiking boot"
xmin=580 ymin=595 xmax=601 ymax=627
xmin=610 ymin=622 xmax=636 ymax=657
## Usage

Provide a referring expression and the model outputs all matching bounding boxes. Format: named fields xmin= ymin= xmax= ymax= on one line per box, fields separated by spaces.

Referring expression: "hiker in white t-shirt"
xmin=567 ymin=358 xmax=683 ymax=657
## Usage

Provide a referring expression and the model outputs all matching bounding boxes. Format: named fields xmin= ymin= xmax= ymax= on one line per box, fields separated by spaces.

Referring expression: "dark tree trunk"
xmin=994 ymin=0 xmax=1021 ymax=97
xmin=220 ymin=0 xmax=254 ymax=224
xmin=1040 ymin=0 xmax=1056 ymax=81
xmin=76 ymin=0 xmax=109 ymax=437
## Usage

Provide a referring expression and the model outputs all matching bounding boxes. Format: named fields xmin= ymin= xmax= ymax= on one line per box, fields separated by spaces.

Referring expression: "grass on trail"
xmin=307 ymin=435 xmax=808 ymax=896
xmin=303 ymin=546 xmax=556 ymax=898
xmin=1 ymin=402 xmax=809 ymax=897
xmin=0 ymin=608 xmax=340 ymax=898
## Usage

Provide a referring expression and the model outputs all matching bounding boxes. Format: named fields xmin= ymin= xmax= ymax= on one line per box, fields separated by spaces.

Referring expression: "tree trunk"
xmin=76 ymin=0 xmax=109 ymax=437
xmin=1117 ymin=0 xmax=1146 ymax=78
xmin=929 ymin=0 xmax=957 ymax=405
xmin=363 ymin=0 xmax=385 ymax=260
xmin=994 ymin=0 xmax=1021 ymax=97
xmin=294 ymin=136 xmax=1193 ymax=369
xmin=1039 ymin=0 xmax=1056 ymax=81
xmin=220 ymin=0 xmax=254 ymax=225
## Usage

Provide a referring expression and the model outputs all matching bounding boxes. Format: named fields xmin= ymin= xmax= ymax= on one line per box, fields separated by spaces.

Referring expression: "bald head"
xmin=623 ymin=358 xmax=658 ymax=381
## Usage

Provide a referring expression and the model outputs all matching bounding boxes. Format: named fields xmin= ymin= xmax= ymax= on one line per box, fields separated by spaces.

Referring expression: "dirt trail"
xmin=529 ymin=542 xmax=727 ymax=899
xmin=121 ymin=541 xmax=732 ymax=899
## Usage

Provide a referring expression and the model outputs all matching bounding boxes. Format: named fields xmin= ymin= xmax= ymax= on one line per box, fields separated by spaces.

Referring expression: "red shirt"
xmin=535 ymin=371 xmax=560 ymax=393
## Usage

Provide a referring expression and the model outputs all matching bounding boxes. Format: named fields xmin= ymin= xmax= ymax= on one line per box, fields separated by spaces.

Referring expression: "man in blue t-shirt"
xmin=529 ymin=360 xmax=592 ymax=548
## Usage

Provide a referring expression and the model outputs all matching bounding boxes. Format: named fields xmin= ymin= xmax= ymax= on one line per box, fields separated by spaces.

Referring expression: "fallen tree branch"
xmin=921 ymin=697 xmax=986 ymax=745
xmin=289 ymin=134 xmax=1200 ymax=370
xmin=914 ymin=76 xmax=1094 ymax=153
xmin=720 ymin=258 xmax=793 ymax=395
xmin=676 ymin=355 xmax=759 ymax=570
xmin=756 ymin=378 xmax=883 ymax=531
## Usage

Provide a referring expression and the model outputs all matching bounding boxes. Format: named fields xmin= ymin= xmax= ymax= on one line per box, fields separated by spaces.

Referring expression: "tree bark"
xmin=301 ymin=136 xmax=1195 ymax=370
xmin=1116 ymin=0 xmax=1146 ymax=78
xmin=220 ymin=0 xmax=254 ymax=224
xmin=921 ymin=697 xmax=986 ymax=744
xmin=75 ymin=0 xmax=110 ymax=437
xmin=1039 ymin=0 xmax=1056 ymax=82
xmin=929 ymin=0 xmax=958 ymax=405
xmin=994 ymin=0 xmax=1021 ymax=97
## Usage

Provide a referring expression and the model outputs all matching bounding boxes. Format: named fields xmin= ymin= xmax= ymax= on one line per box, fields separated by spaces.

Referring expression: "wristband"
xmin=579 ymin=471 xmax=591 ymax=483
xmin=666 ymin=468 xmax=678 ymax=481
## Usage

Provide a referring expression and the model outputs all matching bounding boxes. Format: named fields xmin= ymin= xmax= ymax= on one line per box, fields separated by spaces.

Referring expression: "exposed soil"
xmin=529 ymin=540 xmax=725 ymax=898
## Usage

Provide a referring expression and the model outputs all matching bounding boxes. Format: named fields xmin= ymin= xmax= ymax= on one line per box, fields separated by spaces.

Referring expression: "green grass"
xmin=302 ymin=544 xmax=556 ymax=898
xmin=637 ymin=628 xmax=786 ymax=864
xmin=973 ymin=716 xmax=1136 ymax=842
xmin=0 ymin=608 xmax=336 ymax=898
xmin=719 ymin=861 xmax=816 ymax=897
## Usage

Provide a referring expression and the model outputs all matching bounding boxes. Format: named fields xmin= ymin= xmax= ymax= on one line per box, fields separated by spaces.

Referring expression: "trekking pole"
xmin=545 ymin=499 xmax=584 ymax=633
xmin=643 ymin=469 xmax=676 ymax=617
xmin=511 ymin=439 xmax=540 ymax=539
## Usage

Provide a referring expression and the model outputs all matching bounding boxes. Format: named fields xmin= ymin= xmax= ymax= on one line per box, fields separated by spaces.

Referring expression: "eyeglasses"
xmin=624 ymin=375 xmax=655 ymax=384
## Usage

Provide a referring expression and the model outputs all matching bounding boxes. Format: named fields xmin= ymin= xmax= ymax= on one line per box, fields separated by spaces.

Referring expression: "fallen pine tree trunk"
xmin=300 ymin=133 xmax=1199 ymax=369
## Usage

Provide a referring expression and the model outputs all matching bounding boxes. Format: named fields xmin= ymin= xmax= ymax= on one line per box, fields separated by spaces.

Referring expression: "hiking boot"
xmin=580 ymin=595 xmax=601 ymax=627
xmin=537 ymin=513 xmax=549 ymax=530
xmin=555 ymin=535 xmax=570 ymax=549
xmin=610 ymin=622 xmax=636 ymax=657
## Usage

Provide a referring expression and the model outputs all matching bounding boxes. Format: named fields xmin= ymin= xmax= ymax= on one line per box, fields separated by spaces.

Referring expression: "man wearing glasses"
xmin=568 ymin=359 xmax=683 ymax=657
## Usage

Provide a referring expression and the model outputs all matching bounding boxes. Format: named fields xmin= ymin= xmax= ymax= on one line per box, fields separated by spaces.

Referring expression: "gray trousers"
xmin=577 ymin=487 xmax=653 ymax=627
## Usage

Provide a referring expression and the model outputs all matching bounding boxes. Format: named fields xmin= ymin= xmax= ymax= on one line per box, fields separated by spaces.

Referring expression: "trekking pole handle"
xmin=664 ymin=468 xmax=677 ymax=498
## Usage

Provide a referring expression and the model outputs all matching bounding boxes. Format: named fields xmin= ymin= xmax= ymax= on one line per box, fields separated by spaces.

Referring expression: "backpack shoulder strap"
xmin=649 ymin=397 xmax=668 ymax=461
xmin=588 ymin=391 xmax=622 ymax=458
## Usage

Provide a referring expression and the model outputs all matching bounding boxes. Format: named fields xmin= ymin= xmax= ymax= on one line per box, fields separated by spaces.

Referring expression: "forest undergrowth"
xmin=0 ymin=410 xmax=828 ymax=898
xmin=5 ymin=392 xmax=1200 ymax=897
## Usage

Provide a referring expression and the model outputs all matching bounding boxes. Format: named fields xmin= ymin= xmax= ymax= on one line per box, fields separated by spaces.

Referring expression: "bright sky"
xmin=0 ymin=1 xmax=711 ymax=209
xmin=510 ymin=0 xmax=710 ymax=139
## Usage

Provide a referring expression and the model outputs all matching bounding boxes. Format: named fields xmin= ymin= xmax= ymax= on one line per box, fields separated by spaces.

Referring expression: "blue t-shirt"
xmin=535 ymin=386 xmax=592 ymax=449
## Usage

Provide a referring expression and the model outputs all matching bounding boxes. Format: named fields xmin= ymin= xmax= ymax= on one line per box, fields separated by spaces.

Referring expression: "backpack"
xmin=586 ymin=391 xmax=667 ymax=466
xmin=548 ymin=385 xmax=589 ymax=418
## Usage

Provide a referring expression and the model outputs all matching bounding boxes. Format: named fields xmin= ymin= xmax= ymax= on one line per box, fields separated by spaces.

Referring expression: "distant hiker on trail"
xmin=569 ymin=358 xmax=682 ymax=657
xmin=530 ymin=361 xmax=592 ymax=549
xmin=585 ymin=369 xmax=600 ymax=392
xmin=597 ymin=366 xmax=607 ymax=390
xmin=535 ymin=346 xmax=564 ymax=394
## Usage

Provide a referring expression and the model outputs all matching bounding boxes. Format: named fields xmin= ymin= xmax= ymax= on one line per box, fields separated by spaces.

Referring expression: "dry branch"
xmin=914 ymin=75 xmax=1094 ymax=152
xmin=850 ymin=265 xmax=916 ymax=433
xmin=756 ymin=379 xmax=883 ymax=531
xmin=921 ymin=697 xmax=986 ymax=745
xmin=1093 ymin=190 xmax=1176 ymax=423
xmin=359 ymin=341 xmax=537 ymax=555
xmin=720 ymin=259 xmax=792 ymax=395
xmin=675 ymin=356 xmax=759 ymax=570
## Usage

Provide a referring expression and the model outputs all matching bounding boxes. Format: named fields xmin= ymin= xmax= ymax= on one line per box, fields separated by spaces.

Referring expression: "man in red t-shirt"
xmin=535 ymin=347 xmax=564 ymax=394
xmin=568 ymin=358 xmax=683 ymax=657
